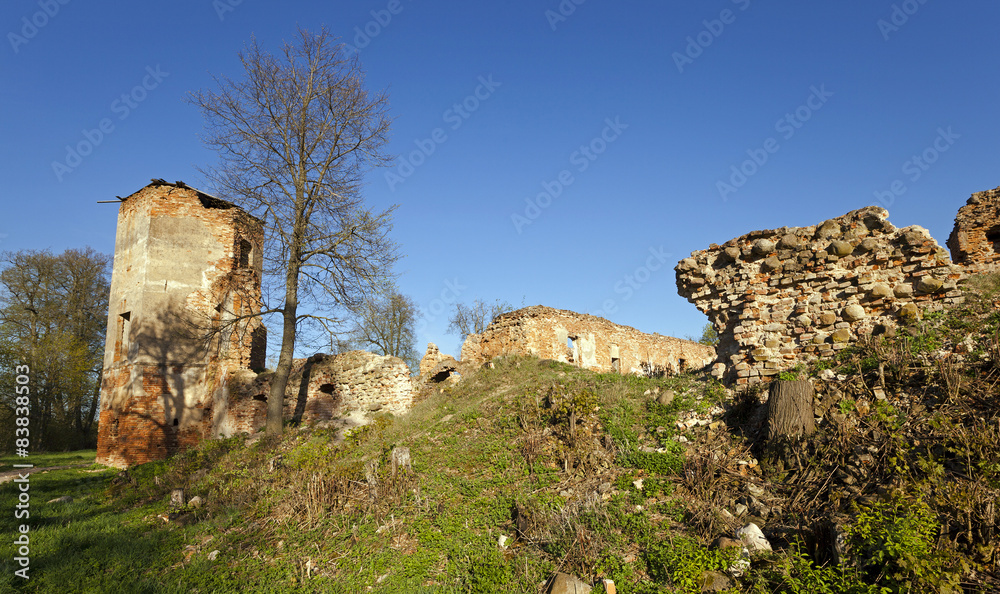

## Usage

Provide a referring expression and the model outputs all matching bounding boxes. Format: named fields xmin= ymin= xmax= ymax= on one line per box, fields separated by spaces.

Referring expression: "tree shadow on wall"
xmin=105 ymin=304 xmax=225 ymax=466
xmin=291 ymin=353 xmax=344 ymax=426
xmin=291 ymin=353 xmax=320 ymax=426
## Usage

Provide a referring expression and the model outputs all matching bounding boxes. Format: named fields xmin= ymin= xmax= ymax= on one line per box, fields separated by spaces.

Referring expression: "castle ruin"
xmin=676 ymin=186 xmax=1000 ymax=387
xmin=460 ymin=305 xmax=716 ymax=375
xmin=96 ymin=180 xmax=413 ymax=468
xmin=98 ymin=178 xmax=1000 ymax=464
xmin=96 ymin=180 xmax=267 ymax=467
xmin=948 ymin=186 xmax=1000 ymax=273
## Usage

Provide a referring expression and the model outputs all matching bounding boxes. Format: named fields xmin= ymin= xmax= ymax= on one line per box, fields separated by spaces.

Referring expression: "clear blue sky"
xmin=2 ymin=1 xmax=998 ymax=358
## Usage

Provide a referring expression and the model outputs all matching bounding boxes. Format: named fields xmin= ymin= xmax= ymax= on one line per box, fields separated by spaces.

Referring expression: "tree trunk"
xmin=266 ymin=302 xmax=297 ymax=437
xmin=81 ymin=369 xmax=101 ymax=436
xmin=767 ymin=380 xmax=815 ymax=441
xmin=266 ymin=250 xmax=301 ymax=437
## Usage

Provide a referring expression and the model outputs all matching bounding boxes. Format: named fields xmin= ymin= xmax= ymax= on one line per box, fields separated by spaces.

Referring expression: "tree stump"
xmin=766 ymin=380 xmax=815 ymax=441
xmin=390 ymin=446 xmax=412 ymax=478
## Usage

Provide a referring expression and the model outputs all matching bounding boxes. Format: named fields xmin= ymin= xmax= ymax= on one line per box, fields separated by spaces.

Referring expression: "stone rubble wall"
xmin=419 ymin=343 xmax=447 ymax=377
xmin=461 ymin=305 xmax=715 ymax=375
xmin=219 ymin=350 xmax=414 ymax=437
xmin=459 ymin=332 xmax=482 ymax=364
xmin=947 ymin=186 xmax=1000 ymax=273
xmin=676 ymin=206 xmax=969 ymax=387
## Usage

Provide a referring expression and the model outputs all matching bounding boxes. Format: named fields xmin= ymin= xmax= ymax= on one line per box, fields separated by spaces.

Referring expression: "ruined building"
xmin=96 ymin=180 xmax=413 ymax=468
xmin=460 ymin=305 xmax=716 ymax=375
xmin=948 ymin=186 xmax=1000 ymax=273
xmin=676 ymin=186 xmax=1000 ymax=387
xmin=223 ymin=351 xmax=414 ymax=435
xmin=96 ymin=180 xmax=266 ymax=467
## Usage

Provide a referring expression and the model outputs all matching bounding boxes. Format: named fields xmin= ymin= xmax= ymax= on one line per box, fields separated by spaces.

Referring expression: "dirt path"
xmin=0 ymin=464 xmax=94 ymax=484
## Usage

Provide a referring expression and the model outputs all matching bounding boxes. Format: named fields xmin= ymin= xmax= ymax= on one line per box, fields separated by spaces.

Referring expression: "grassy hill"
xmin=3 ymin=275 xmax=1000 ymax=593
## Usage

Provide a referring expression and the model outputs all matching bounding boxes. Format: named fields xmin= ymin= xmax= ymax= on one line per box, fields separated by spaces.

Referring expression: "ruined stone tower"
xmin=96 ymin=180 xmax=265 ymax=468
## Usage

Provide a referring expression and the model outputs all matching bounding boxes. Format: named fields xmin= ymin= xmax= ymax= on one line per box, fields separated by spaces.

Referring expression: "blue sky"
xmin=2 ymin=0 xmax=998 ymax=359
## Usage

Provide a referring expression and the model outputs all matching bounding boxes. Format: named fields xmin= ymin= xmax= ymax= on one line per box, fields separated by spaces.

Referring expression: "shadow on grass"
xmin=0 ymin=465 xmax=312 ymax=593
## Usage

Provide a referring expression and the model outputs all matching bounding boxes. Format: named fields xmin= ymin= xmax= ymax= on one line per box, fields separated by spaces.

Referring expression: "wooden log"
xmin=767 ymin=380 xmax=815 ymax=441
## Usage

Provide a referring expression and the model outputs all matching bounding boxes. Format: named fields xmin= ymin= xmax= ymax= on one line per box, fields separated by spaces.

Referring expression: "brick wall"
xmin=948 ymin=186 xmax=1000 ymax=273
xmin=96 ymin=181 xmax=264 ymax=468
xmin=95 ymin=365 xmax=213 ymax=467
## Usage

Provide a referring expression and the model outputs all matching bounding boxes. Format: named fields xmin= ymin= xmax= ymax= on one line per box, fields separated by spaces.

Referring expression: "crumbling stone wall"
xmin=419 ymin=343 xmax=447 ymax=376
xmin=219 ymin=351 xmax=414 ymax=436
xmin=461 ymin=305 xmax=715 ymax=375
xmin=676 ymin=206 xmax=968 ymax=387
xmin=97 ymin=180 xmax=265 ymax=468
xmin=948 ymin=186 xmax=1000 ymax=273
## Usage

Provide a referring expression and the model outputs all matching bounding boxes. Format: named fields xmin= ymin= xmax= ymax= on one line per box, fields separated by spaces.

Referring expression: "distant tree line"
xmin=0 ymin=248 xmax=110 ymax=451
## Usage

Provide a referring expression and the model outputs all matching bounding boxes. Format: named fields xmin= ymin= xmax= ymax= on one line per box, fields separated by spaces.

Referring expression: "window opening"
xmin=987 ymin=226 xmax=1000 ymax=254
xmin=116 ymin=311 xmax=131 ymax=361
xmin=237 ymin=238 xmax=252 ymax=268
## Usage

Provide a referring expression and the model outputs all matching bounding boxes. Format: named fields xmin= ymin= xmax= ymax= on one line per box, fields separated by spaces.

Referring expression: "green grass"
xmin=0 ymin=449 xmax=96 ymax=470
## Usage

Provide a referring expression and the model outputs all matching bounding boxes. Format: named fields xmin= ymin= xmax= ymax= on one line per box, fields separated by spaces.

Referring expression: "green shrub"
xmin=548 ymin=386 xmax=599 ymax=423
xmin=748 ymin=547 xmax=883 ymax=594
xmin=467 ymin=547 xmax=515 ymax=592
xmin=645 ymin=536 xmax=740 ymax=593
xmin=778 ymin=365 xmax=805 ymax=381
xmin=623 ymin=445 xmax=684 ymax=476
xmin=847 ymin=497 xmax=961 ymax=592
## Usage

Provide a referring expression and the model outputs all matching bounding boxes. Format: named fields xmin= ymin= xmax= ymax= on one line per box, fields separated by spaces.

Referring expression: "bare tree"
xmin=447 ymin=298 xmax=514 ymax=343
xmin=347 ymin=287 xmax=419 ymax=371
xmin=190 ymin=27 xmax=397 ymax=437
